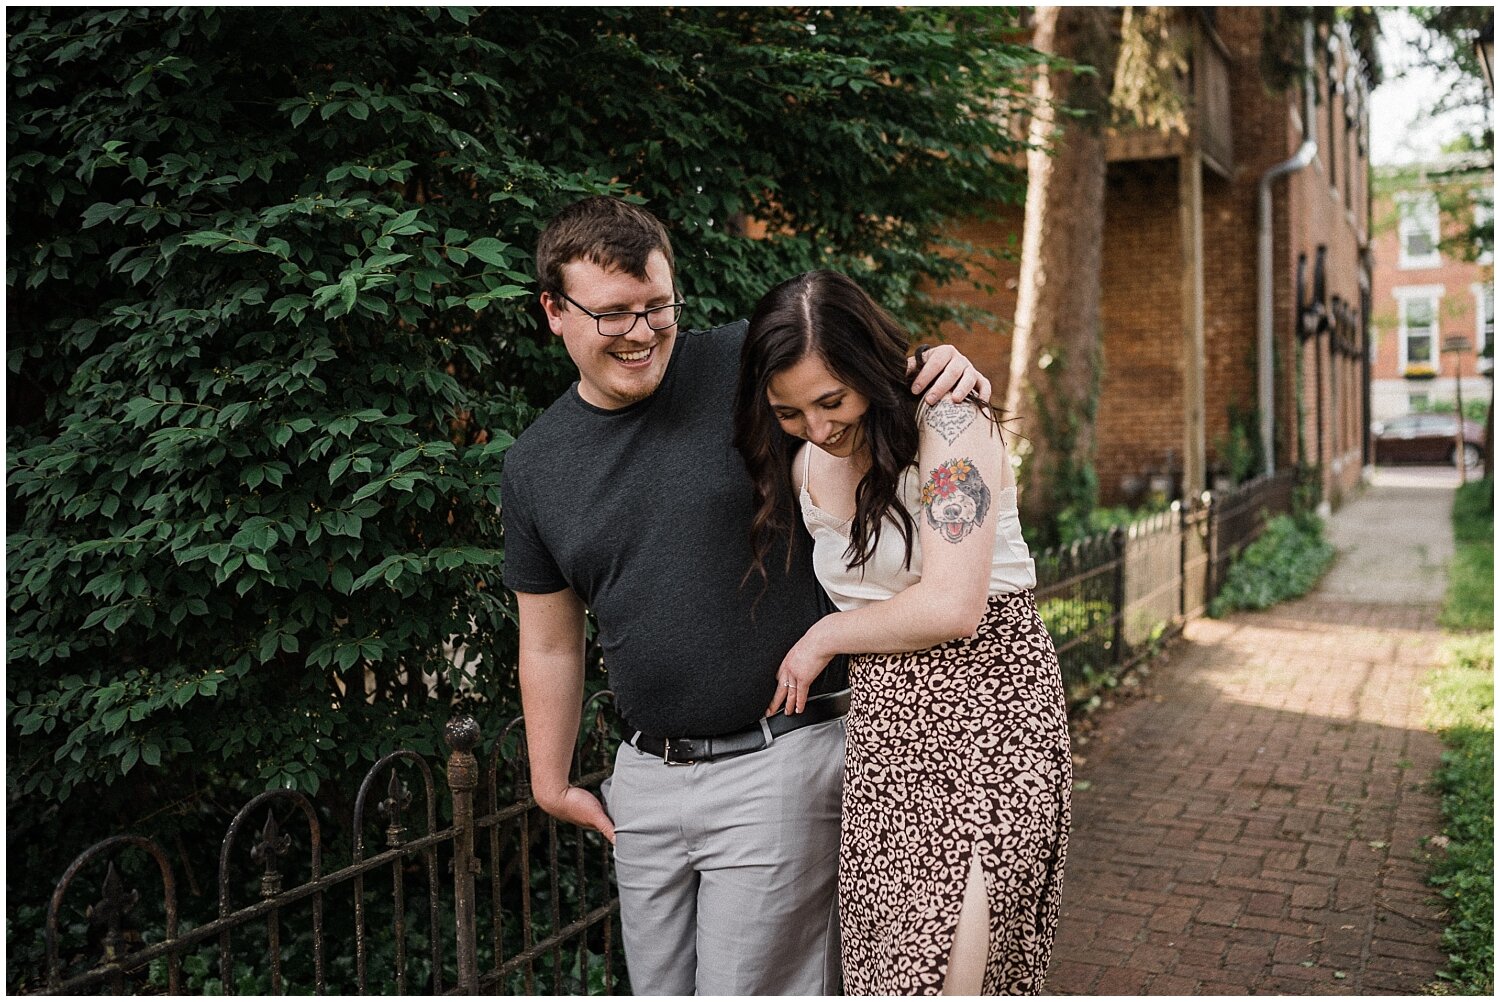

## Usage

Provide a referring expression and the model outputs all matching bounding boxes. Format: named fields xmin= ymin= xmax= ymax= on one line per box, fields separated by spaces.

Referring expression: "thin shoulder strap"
xmin=801 ymin=443 xmax=813 ymax=492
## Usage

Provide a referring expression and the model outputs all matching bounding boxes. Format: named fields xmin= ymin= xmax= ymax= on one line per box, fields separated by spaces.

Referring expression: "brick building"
xmin=1368 ymin=153 xmax=1494 ymax=423
xmin=936 ymin=9 xmax=1376 ymax=509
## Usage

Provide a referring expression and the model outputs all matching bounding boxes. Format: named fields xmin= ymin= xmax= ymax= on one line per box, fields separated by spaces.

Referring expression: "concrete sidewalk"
xmin=1044 ymin=467 xmax=1459 ymax=995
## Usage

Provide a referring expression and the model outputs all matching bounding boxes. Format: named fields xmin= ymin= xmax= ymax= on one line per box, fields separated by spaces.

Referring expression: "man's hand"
xmin=908 ymin=343 xmax=993 ymax=406
xmin=536 ymin=785 xmax=617 ymax=844
xmin=517 ymin=589 xmax=613 ymax=840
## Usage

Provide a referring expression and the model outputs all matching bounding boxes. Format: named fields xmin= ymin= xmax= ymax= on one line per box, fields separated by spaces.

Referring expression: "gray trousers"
xmin=600 ymin=716 xmax=845 ymax=995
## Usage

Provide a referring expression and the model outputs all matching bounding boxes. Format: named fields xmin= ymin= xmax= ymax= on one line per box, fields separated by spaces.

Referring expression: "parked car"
xmin=1371 ymin=413 xmax=1484 ymax=469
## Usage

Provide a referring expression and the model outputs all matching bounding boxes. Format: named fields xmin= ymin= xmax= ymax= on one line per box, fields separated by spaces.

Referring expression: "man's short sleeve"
xmin=500 ymin=460 xmax=569 ymax=595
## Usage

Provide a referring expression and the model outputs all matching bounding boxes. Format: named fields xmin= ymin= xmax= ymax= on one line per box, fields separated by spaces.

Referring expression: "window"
xmin=1397 ymin=194 xmax=1441 ymax=269
xmin=1404 ymin=298 xmax=1435 ymax=366
xmin=1476 ymin=282 xmax=1494 ymax=374
xmin=1394 ymin=286 xmax=1443 ymax=374
xmin=1475 ymin=192 xmax=1494 ymax=265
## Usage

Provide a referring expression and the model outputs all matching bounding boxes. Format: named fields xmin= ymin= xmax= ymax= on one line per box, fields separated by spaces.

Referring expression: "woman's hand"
xmin=767 ymin=619 xmax=836 ymax=716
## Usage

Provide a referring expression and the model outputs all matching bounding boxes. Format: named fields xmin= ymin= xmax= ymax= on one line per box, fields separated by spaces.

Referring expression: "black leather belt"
xmin=629 ymin=690 xmax=850 ymax=766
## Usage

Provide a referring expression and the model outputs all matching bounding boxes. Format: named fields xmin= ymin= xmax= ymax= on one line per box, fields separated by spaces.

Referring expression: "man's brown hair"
xmin=535 ymin=196 xmax=676 ymax=298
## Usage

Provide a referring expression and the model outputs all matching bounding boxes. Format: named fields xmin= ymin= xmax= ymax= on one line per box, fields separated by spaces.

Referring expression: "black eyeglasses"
xmin=556 ymin=290 xmax=685 ymax=337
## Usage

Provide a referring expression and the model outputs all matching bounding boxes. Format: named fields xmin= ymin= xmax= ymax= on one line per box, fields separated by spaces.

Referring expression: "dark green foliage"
xmin=1213 ymin=404 xmax=1264 ymax=487
xmin=1056 ymin=498 xmax=1171 ymax=547
xmin=1207 ymin=512 xmax=1334 ymax=616
xmin=6 ymin=6 xmax=1035 ymax=989
xmin=1433 ymin=726 xmax=1496 ymax=994
xmin=1035 ymin=597 xmax=1116 ymax=699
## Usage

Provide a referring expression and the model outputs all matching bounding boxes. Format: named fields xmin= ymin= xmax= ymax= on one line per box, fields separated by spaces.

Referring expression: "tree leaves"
xmin=5 ymin=9 xmax=1036 ymax=964
xmin=7 ymin=7 xmax=557 ymax=829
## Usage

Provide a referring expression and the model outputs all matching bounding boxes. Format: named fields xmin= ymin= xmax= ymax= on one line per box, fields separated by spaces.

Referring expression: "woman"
xmin=732 ymin=271 xmax=1070 ymax=996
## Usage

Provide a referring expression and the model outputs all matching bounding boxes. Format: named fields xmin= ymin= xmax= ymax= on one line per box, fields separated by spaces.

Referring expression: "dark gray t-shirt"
xmin=501 ymin=320 xmax=847 ymax=737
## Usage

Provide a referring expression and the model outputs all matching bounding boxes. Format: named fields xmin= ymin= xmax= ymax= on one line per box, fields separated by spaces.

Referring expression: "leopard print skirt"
xmin=840 ymin=589 xmax=1070 ymax=996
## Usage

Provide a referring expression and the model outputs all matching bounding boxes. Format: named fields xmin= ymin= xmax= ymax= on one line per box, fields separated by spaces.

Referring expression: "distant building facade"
xmin=936 ymin=9 xmax=1376 ymax=509
xmin=1369 ymin=154 xmax=1494 ymax=423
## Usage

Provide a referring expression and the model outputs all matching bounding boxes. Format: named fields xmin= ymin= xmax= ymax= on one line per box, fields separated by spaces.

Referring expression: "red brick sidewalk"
xmin=1044 ymin=597 xmax=1450 ymax=994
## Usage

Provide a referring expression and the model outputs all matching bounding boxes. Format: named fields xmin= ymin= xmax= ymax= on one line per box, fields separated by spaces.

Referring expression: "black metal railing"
xmin=29 ymin=469 xmax=1301 ymax=996
xmin=36 ymin=700 xmax=624 ymax=996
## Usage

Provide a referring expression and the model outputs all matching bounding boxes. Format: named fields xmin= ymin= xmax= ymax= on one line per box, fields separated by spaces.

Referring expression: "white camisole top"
xmin=798 ymin=447 xmax=1038 ymax=613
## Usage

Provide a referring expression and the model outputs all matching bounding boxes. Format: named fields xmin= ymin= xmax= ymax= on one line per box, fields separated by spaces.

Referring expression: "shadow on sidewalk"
xmin=1045 ymin=598 xmax=1448 ymax=995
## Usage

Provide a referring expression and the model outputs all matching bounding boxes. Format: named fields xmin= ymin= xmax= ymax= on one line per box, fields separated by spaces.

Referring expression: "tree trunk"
xmin=1005 ymin=6 xmax=1121 ymax=545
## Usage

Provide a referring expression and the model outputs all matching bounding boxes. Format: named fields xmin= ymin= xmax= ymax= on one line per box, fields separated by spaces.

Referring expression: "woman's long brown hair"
xmin=733 ymin=271 xmax=922 ymax=583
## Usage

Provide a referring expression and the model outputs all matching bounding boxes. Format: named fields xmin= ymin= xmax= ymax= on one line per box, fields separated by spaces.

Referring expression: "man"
xmin=500 ymin=196 xmax=988 ymax=995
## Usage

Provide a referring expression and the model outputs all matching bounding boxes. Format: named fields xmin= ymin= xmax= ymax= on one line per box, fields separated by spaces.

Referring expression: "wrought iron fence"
xmin=29 ymin=469 xmax=1301 ymax=996
xmin=35 ymin=697 xmax=624 ymax=996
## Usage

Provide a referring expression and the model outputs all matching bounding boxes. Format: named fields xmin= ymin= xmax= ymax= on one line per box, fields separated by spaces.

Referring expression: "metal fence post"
xmin=1109 ymin=526 xmax=1126 ymax=667
xmin=446 ymin=715 xmax=481 ymax=995
xmin=1205 ymin=490 xmax=1220 ymax=604
xmin=1174 ymin=499 xmax=1188 ymax=620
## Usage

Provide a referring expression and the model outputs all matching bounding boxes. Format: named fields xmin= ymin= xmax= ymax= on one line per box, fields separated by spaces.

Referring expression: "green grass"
xmin=1450 ymin=478 xmax=1493 ymax=547
xmin=1426 ymin=478 xmax=1494 ymax=995
xmin=1442 ymin=479 xmax=1494 ymax=632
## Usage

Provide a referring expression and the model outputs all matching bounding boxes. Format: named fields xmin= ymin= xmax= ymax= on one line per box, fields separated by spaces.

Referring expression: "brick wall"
xmin=939 ymin=160 xmax=1190 ymax=508
xmin=1280 ymin=16 xmax=1370 ymax=504
xmin=933 ymin=210 xmax=1023 ymax=402
xmin=1368 ymin=165 xmax=1494 ymax=422
xmin=935 ymin=9 xmax=1374 ymax=510
xmin=1096 ymin=159 xmax=1185 ymax=502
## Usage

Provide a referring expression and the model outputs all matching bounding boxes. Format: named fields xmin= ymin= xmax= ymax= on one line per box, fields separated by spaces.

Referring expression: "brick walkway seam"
xmin=1044 ymin=475 xmax=1455 ymax=995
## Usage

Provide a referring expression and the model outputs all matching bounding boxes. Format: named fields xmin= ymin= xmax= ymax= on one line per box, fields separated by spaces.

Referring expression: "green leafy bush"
xmin=1036 ymin=597 xmax=1116 ymax=698
xmin=1056 ymin=500 xmax=1172 ymax=547
xmin=6 ymin=6 xmax=1036 ymax=989
xmin=1207 ymin=512 xmax=1334 ymax=616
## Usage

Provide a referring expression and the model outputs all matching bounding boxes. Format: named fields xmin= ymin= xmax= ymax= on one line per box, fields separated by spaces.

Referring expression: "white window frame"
xmin=1474 ymin=190 xmax=1493 ymax=265
xmin=1394 ymin=285 xmax=1444 ymax=374
xmin=1475 ymin=281 xmax=1494 ymax=375
xmin=1396 ymin=193 xmax=1441 ymax=269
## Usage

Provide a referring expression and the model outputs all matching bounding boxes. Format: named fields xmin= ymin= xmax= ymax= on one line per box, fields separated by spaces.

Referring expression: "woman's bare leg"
xmin=942 ymin=850 xmax=990 ymax=995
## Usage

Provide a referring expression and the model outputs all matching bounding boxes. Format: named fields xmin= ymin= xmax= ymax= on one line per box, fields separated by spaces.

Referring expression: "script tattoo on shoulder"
xmin=919 ymin=458 xmax=991 ymax=544
xmin=924 ymin=400 xmax=977 ymax=445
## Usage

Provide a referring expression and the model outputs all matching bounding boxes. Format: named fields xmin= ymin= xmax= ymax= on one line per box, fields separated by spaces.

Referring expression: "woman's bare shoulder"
xmin=790 ymin=441 xmax=811 ymax=493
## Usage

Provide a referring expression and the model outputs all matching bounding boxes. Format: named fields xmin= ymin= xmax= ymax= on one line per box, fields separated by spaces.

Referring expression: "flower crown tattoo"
xmin=921 ymin=458 xmax=990 ymax=544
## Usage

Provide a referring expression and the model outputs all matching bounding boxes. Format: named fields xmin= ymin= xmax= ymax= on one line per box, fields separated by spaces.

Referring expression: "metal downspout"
xmin=1257 ymin=20 xmax=1319 ymax=476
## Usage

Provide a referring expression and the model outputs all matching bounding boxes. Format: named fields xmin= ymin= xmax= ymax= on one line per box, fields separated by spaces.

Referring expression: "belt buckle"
xmin=662 ymin=738 xmax=697 ymax=766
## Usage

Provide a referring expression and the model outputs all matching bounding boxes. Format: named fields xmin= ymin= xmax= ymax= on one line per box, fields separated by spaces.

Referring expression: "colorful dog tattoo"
xmin=920 ymin=458 xmax=990 ymax=544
